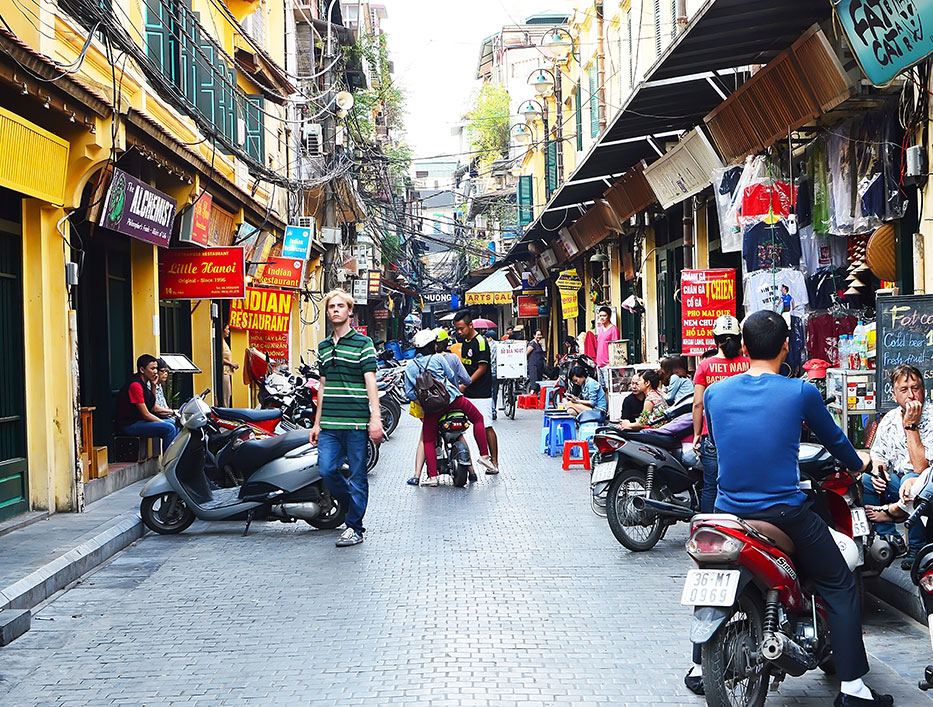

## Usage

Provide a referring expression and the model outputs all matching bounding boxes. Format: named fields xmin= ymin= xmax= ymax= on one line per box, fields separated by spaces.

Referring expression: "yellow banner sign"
xmin=560 ymin=289 xmax=578 ymax=320
xmin=556 ymin=268 xmax=582 ymax=291
xmin=464 ymin=291 xmax=512 ymax=305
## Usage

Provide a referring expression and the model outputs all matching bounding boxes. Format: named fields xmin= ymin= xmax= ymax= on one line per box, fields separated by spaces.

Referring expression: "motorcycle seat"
xmin=745 ymin=520 xmax=796 ymax=555
xmin=232 ymin=429 xmax=311 ymax=472
xmin=619 ymin=429 xmax=682 ymax=451
xmin=214 ymin=407 xmax=281 ymax=423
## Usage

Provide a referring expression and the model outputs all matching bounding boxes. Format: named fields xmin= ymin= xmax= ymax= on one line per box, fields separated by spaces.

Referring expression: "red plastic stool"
xmin=518 ymin=393 xmax=538 ymax=409
xmin=562 ymin=440 xmax=591 ymax=470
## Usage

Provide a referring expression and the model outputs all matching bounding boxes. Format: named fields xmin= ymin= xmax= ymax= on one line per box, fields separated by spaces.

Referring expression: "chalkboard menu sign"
xmin=876 ymin=295 xmax=933 ymax=413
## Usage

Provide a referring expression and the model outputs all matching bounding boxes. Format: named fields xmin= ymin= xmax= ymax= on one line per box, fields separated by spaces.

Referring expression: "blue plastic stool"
xmin=544 ymin=416 xmax=576 ymax=456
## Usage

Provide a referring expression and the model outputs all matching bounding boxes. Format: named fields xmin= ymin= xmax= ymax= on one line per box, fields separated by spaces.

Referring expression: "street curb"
xmin=0 ymin=511 xmax=146 ymax=613
xmin=868 ymin=568 xmax=927 ymax=625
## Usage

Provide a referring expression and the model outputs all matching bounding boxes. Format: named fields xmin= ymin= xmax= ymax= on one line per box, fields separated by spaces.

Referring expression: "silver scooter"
xmin=139 ymin=390 xmax=345 ymax=535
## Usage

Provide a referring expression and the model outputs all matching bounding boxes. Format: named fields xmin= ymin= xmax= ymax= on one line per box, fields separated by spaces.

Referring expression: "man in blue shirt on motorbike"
xmin=698 ymin=310 xmax=889 ymax=707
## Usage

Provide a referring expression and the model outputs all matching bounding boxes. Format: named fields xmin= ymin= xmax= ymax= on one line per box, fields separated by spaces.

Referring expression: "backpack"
xmin=414 ymin=355 xmax=451 ymax=414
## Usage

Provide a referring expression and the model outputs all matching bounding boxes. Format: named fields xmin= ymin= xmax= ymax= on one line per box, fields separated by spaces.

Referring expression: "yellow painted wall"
xmin=191 ymin=301 xmax=214 ymax=399
xmin=230 ymin=328 xmax=249 ymax=406
xmin=642 ymin=228 xmax=659 ymax=362
xmin=21 ymin=200 xmax=76 ymax=511
xmin=131 ymin=239 xmax=160 ymax=358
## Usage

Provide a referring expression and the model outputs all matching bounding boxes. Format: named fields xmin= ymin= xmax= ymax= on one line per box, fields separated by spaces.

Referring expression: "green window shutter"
xmin=545 ymin=140 xmax=558 ymax=196
xmin=180 ymin=8 xmax=198 ymax=102
xmin=245 ymin=95 xmax=265 ymax=163
xmin=574 ymin=84 xmax=583 ymax=151
xmin=195 ymin=41 xmax=217 ymax=124
xmin=517 ymin=175 xmax=533 ymax=226
xmin=589 ymin=63 xmax=600 ymax=138
xmin=144 ymin=0 xmax=176 ymax=82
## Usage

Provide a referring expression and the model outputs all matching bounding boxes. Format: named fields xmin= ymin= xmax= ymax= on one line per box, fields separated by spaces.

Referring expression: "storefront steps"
xmin=0 ymin=479 xmax=149 ymax=644
xmin=84 ymin=458 xmax=159 ymax=506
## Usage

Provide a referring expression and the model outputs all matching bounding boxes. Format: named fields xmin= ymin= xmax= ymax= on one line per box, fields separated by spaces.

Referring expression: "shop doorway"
xmin=0 ymin=190 xmax=27 ymax=521
xmin=159 ymin=300 xmax=193 ymax=406
xmin=657 ymin=247 xmax=684 ymax=356
xmin=76 ymin=233 xmax=133 ymax=449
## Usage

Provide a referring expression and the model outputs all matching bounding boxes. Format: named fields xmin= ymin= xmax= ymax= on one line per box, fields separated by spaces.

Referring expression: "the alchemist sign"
xmin=159 ymin=247 xmax=245 ymax=300
xmin=835 ymin=0 xmax=933 ymax=86
xmin=99 ymin=167 xmax=177 ymax=247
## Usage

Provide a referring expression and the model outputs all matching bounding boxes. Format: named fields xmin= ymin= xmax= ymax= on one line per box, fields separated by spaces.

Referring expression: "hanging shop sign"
xmin=351 ymin=277 xmax=369 ymax=304
xmin=555 ymin=268 xmax=583 ymax=291
xmin=518 ymin=295 xmax=548 ymax=318
xmin=352 ymin=325 xmax=368 ymax=336
xmin=249 ymin=330 xmax=289 ymax=361
xmin=465 ymin=291 xmax=512 ymax=305
xmin=229 ymin=287 xmax=293 ymax=333
xmin=159 ymin=247 xmax=245 ymax=300
xmin=99 ymin=167 xmax=177 ymax=247
xmin=834 ymin=0 xmax=933 ymax=87
xmin=875 ymin=294 xmax=933 ymax=412
xmin=178 ymin=191 xmax=212 ymax=247
xmin=254 ymin=256 xmax=304 ymax=289
xmin=373 ymin=303 xmax=390 ymax=320
xmin=560 ymin=289 xmax=579 ymax=320
xmin=681 ymin=269 xmax=737 ymax=356
xmin=282 ymin=224 xmax=314 ymax=260
xmin=422 ymin=291 xmax=451 ymax=307
xmin=368 ymin=270 xmax=382 ymax=297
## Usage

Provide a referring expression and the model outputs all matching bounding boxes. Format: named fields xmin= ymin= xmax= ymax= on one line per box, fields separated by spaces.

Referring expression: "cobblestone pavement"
xmin=2 ymin=412 xmax=933 ymax=706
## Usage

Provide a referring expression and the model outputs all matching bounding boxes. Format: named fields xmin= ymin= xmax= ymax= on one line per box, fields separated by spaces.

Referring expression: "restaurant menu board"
xmin=681 ymin=269 xmax=737 ymax=356
xmin=875 ymin=295 xmax=933 ymax=413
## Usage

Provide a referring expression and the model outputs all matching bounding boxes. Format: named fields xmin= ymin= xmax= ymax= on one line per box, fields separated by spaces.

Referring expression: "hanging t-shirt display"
xmin=744 ymin=269 xmax=809 ymax=317
xmin=799 ymin=226 xmax=847 ymax=276
xmin=743 ymin=220 xmax=801 ymax=272
xmin=805 ymin=312 xmax=857 ymax=366
xmin=741 ymin=181 xmax=796 ymax=221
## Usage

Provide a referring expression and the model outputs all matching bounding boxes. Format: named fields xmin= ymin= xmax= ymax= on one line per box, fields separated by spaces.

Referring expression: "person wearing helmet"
xmin=697 ymin=311 xmax=882 ymax=707
xmin=404 ymin=329 xmax=496 ymax=486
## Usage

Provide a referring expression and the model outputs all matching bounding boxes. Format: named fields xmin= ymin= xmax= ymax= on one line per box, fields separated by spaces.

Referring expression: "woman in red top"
xmin=692 ymin=315 xmax=750 ymax=513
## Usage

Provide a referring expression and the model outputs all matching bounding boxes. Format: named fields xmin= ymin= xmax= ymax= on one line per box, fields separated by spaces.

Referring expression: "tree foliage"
xmin=466 ymin=84 xmax=511 ymax=169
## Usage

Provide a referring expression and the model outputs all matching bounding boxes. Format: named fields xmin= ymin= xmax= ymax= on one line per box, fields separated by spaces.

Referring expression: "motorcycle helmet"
xmin=712 ymin=315 xmax=741 ymax=337
xmin=434 ymin=327 xmax=450 ymax=343
xmin=413 ymin=328 xmax=438 ymax=349
xmin=828 ymin=527 xmax=860 ymax=572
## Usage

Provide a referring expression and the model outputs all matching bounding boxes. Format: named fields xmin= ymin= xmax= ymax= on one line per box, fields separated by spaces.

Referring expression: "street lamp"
xmin=510 ymin=122 xmax=536 ymax=145
xmin=519 ymin=99 xmax=544 ymax=123
xmin=527 ymin=68 xmax=556 ymax=97
xmin=540 ymin=27 xmax=577 ymax=63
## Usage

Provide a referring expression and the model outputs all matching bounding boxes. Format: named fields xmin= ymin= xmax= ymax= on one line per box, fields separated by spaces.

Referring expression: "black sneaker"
xmin=833 ymin=687 xmax=894 ymax=706
xmin=684 ymin=671 xmax=704 ymax=696
xmin=901 ymin=548 xmax=920 ymax=570
xmin=885 ymin=532 xmax=908 ymax=557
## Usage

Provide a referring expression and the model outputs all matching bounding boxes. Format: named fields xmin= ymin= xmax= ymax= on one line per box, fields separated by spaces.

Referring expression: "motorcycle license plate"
xmin=591 ymin=461 xmax=616 ymax=484
xmin=851 ymin=508 xmax=870 ymax=537
xmin=680 ymin=569 xmax=741 ymax=607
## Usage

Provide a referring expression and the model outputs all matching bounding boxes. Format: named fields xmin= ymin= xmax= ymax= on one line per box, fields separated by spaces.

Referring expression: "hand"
xmin=368 ymin=419 xmax=384 ymax=444
xmin=870 ymin=461 xmax=889 ymax=494
xmin=232 ymin=362 xmax=239 ymax=370
xmin=904 ymin=400 xmax=923 ymax=427
xmin=693 ymin=436 xmax=702 ymax=453
xmin=901 ymin=476 xmax=919 ymax=504
xmin=459 ymin=383 xmax=467 ymax=393
xmin=309 ymin=425 xmax=320 ymax=446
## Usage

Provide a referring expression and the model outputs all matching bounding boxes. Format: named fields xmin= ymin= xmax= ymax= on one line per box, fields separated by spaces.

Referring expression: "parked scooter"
xmin=683 ymin=456 xmax=891 ymax=706
xmin=904 ymin=475 xmax=933 ymax=691
xmin=433 ymin=408 xmax=474 ymax=487
xmin=139 ymin=390 xmax=346 ymax=535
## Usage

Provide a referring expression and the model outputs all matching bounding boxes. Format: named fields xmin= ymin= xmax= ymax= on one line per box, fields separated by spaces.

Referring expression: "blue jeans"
xmin=862 ymin=471 xmax=924 ymax=550
xmin=121 ymin=419 xmax=178 ymax=447
xmin=317 ymin=429 xmax=369 ymax=534
xmin=699 ymin=437 xmax=718 ymax=513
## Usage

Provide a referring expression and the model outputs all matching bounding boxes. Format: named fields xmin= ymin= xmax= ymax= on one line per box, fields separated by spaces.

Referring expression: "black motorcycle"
xmin=433 ymin=408 xmax=474 ymax=487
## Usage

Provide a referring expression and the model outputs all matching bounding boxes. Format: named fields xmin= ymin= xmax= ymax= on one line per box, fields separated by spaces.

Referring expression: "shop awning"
xmin=464 ymin=268 xmax=519 ymax=306
xmin=508 ymin=0 xmax=833 ymax=260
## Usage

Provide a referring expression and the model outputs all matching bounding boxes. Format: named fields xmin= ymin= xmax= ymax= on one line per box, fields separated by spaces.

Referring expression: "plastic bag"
xmin=409 ymin=401 xmax=423 ymax=419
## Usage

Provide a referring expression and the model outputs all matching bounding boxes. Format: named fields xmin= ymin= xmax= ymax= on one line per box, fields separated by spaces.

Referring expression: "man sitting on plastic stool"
xmin=565 ymin=365 xmax=607 ymax=422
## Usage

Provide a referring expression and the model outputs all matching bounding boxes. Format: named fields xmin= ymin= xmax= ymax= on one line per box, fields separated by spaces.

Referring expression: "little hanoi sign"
xmin=159 ymin=247 xmax=245 ymax=299
xmin=100 ymin=167 xmax=177 ymax=247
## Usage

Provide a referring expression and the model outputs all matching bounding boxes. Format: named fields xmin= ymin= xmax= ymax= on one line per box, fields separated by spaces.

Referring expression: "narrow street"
xmin=2 ymin=413 xmax=931 ymax=707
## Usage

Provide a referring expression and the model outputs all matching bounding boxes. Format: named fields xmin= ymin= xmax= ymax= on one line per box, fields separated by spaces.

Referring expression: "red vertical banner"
xmin=681 ymin=269 xmax=736 ymax=356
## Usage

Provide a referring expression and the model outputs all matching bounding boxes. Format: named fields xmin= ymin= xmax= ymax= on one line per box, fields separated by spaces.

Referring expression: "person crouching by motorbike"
xmin=565 ymin=365 xmax=607 ymax=420
xmin=407 ymin=329 xmax=474 ymax=486
xmin=690 ymin=310 xmax=888 ymax=707
xmin=404 ymin=329 xmax=497 ymax=487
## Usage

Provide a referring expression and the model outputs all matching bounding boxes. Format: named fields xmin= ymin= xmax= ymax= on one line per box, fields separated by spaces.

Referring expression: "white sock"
xmin=689 ymin=663 xmax=702 ymax=677
xmin=840 ymin=678 xmax=872 ymax=699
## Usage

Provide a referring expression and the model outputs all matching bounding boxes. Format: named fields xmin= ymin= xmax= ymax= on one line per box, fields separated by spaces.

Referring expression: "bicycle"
xmin=499 ymin=376 xmax=526 ymax=420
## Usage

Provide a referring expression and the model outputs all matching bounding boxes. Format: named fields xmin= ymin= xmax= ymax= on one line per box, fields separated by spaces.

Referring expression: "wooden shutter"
xmin=196 ymin=38 xmax=217 ymax=124
xmin=545 ymin=140 xmax=558 ymax=197
xmin=180 ymin=5 xmax=197 ymax=102
xmin=245 ymin=95 xmax=265 ymax=163
xmin=574 ymin=84 xmax=583 ymax=151
xmin=589 ymin=63 xmax=599 ymax=138
xmin=144 ymin=0 xmax=175 ymax=81
xmin=517 ymin=175 xmax=533 ymax=226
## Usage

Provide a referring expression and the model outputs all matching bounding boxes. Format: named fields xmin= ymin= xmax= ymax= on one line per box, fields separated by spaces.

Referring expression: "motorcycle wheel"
xmin=381 ymin=398 xmax=400 ymax=437
xmin=453 ymin=462 xmax=468 ymax=487
xmin=306 ymin=494 xmax=346 ymax=530
xmin=140 ymin=493 xmax=196 ymax=535
xmin=701 ymin=592 xmax=769 ymax=707
xmin=605 ymin=470 xmax=664 ymax=551
xmin=367 ymin=437 xmax=379 ymax=472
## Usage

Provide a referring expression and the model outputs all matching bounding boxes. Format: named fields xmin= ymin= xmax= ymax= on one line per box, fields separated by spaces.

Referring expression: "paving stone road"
xmin=2 ymin=412 xmax=933 ymax=706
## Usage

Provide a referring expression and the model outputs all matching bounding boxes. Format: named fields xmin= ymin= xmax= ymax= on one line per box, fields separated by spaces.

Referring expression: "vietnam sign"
xmin=835 ymin=0 xmax=933 ymax=86
xmin=681 ymin=269 xmax=737 ymax=356
xmin=249 ymin=330 xmax=289 ymax=361
xmin=159 ymin=247 xmax=245 ymax=300
xmin=254 ymin=257 xmax=304 ymax=289
xmin=100 ymin=167 xmax=177 ymax=247
xmin=178 ymin=191 xmax=212 ymax=247
xmin=229 ymin=287 xmax=293 ymax=333
xmin=464 ymin=291 xmax=512 ymax=305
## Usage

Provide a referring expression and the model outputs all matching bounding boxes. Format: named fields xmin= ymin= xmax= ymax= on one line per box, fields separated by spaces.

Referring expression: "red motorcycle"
xmin=682 ymin=451 xmax=878 ymax=707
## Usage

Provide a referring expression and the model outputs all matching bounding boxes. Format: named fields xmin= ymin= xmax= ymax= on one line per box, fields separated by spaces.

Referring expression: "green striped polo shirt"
xmin=318 ymin=329 xmax=377 ymax=430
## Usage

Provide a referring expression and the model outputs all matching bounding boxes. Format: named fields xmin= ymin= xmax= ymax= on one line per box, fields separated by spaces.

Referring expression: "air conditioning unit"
xmin=321 ymin=226 xmax=341 ymax=245
xmin=303 ymin=122 xmax=323 ymax=156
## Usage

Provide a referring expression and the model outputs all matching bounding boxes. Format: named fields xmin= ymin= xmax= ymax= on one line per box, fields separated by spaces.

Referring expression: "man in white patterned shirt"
xmin=865 ymin=364 xmax=933 ymax=568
